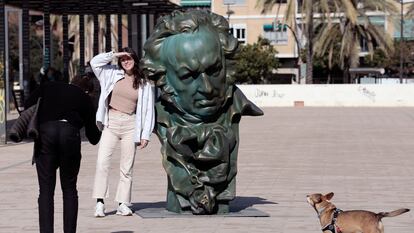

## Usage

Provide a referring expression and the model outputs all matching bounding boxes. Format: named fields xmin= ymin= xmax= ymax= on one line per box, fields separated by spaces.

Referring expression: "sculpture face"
xmin=162 ymin=26 xmax=227 ymax=119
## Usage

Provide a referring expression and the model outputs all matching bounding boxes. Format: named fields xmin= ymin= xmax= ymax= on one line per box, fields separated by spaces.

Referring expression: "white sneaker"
xmin=94 ymin=202 xmax=105 ymax=217
xmin=116 ymin=203 xmax=133 ymax=216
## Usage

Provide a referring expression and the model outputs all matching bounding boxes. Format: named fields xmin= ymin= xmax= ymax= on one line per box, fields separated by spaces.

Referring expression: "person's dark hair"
xmin=71 ymin=74 xmax=94 ymax=94
xmin=117 ymin=47 xmax=146 ymax=89
xmin=47 ymin=67 xmax=63 ymax=82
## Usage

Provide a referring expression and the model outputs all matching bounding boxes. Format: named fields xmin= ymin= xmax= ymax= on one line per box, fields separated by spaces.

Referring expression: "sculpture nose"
xmin=198 ymin=73 xmax=214 ymax=95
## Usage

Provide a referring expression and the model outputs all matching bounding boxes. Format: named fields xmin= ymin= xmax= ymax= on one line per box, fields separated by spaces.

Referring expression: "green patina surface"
xmin=142 ymin=10 xmax=263 ymax=215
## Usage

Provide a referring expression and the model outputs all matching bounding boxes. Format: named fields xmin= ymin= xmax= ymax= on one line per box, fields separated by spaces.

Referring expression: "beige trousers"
xmin=92 ymin=109 xmax=136 ymax=203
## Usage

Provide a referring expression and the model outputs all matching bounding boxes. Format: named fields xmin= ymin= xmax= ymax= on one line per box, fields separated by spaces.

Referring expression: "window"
xmin=394 ymin=19 xmax=414 ymax=41
xmin=360 ymin=16 xmax=385 ymax=52
xmin=230 ymin=24 xmax=246 ymax=44
xmin=263 ymin=23 xmax=288 ymax=45
xmin=223 ymin=0 xmax=245 ymax=5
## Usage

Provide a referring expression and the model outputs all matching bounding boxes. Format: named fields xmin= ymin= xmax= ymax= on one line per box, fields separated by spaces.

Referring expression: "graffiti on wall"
xmin=255 ymin=88 xmax=285 ymax=98
xmin=358 ymin=86 xmax=376 ymax=102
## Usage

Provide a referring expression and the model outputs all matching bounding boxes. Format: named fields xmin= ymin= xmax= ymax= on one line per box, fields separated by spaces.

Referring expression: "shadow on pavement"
xmin=131 ymin=201 xmax=166 ymax=211
xmin=230 ymin=196 xmax=277 ymax=212
xmin=128 ymin=196 xmax=276 ymax=213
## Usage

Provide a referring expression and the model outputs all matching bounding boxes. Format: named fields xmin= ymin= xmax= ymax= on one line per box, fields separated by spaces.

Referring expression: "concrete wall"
xmin=237 ymin=84 xmax=414 ymax=107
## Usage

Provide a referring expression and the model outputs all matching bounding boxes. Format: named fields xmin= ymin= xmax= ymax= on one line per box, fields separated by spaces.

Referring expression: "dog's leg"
xmin=377 ymin=221 xmax=384 ymax=233
xmin=365 ymin=222 xmax=384 ymax=233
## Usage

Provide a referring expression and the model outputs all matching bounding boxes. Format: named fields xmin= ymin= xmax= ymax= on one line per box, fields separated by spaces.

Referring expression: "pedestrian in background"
xmin=25 ymin=73 xmax=101 ymax=233
xmin=90 ymin=48 xmax=155 ymax=217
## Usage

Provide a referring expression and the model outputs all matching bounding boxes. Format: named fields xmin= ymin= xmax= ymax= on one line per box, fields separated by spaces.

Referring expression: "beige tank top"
xmin=109 ymin=76 xmax=138 ymax=114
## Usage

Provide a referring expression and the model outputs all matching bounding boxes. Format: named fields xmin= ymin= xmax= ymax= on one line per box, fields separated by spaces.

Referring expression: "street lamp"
xmin=225 ymin=2 xmax=235 ymax=30
xmin=276 ymin=21 xmax=302 ymax=84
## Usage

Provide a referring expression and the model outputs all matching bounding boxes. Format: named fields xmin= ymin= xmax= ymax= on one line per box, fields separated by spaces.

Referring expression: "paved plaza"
xmin=1 ymin=107 xmax=413 ymax=233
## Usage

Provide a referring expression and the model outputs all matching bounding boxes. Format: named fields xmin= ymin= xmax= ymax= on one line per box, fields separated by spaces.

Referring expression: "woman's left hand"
xmin=139 ymin=139 xmax=149 ymax=149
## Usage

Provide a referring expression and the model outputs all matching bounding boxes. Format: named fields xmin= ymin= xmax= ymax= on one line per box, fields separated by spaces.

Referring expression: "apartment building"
xmin=209 ymin=0 xmax=414 ymax=84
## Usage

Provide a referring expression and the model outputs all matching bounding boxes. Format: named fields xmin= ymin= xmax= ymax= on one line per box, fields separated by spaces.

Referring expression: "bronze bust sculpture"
xmin=141 ymin=10 xmax=263 ymax=214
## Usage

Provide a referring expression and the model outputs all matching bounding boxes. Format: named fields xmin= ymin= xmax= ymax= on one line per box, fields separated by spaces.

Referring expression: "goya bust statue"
xmin=141 ymin=10 xmax=263 ymax=214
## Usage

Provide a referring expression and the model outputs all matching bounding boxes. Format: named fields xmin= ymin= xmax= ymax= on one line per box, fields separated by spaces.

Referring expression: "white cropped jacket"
xmin=90 ymin=51 xmax=155 ymax=143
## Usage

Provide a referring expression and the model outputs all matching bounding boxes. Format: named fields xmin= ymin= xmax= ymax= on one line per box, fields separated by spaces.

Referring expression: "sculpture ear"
xmin=325 ymin=192 xmax=334 ymax=200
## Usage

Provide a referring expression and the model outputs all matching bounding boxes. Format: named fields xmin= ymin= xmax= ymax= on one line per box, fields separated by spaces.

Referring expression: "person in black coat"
xmin=25 ymin=74 xmax=101 ymax=233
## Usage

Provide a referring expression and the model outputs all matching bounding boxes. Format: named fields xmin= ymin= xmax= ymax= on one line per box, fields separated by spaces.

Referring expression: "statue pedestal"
xmin=135 ymin=207 xmax=270 ymax=218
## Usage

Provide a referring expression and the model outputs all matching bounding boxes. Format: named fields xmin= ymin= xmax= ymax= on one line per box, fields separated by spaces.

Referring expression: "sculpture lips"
xmin=196 ymin=99 xmax=217 ymax=107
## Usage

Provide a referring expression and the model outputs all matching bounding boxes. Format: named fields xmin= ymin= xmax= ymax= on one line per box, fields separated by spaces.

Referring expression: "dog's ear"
xmin=325 ymin=192 xmax=334 ymax=200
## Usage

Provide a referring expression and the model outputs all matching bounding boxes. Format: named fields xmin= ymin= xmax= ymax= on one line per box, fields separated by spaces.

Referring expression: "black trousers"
xmin=35 ymin=121 xmax=81 ymax=233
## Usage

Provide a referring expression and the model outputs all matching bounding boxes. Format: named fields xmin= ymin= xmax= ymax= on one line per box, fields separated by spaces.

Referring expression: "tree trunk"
xmin=327 ymin=71 xmax=331 ymax=84
xmin=305 ymin=0 xmax=313 ymax=84
xmin=343 ymin=63 xmax=350 ymax=84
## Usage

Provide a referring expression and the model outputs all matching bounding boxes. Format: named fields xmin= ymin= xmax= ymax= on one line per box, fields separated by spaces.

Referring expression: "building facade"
xmin=211 ymin=0 xmax=414 ymax=84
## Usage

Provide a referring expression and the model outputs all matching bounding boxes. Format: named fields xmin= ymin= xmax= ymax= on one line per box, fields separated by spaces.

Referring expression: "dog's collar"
xmin=321 ymin=208 xmax=343 ymax=233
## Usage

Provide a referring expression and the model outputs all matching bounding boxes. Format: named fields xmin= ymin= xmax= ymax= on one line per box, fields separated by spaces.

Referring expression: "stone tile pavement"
xmin=1 ymin=107 xmax=413 ymax=233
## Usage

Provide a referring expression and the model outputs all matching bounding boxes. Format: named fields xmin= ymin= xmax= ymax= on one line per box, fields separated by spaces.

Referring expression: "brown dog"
xmin=307 ymin=192 xmax=410 ymax=233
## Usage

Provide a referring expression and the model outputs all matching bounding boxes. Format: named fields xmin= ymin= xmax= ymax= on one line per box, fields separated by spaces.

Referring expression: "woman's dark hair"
xmin=71 ymin=74 xmax=94 ymax=94
xmin=117 ymin=47 xmax=146 ymax=89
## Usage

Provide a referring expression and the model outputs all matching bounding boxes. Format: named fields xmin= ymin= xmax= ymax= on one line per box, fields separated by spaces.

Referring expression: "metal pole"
xmin=43 ymin=0 xmax=51 ymax=71
xmin=93 ymin=14 xmax=99 ymax=56
xmin=225 ymin=2 xmax=234 ymax=33
xmin=79 ymin=13 xmax=85 ymax=74
xmin=400 ymin=0 xmax=404 ymax=84
xmin=285 ymin=24 xmax=301 ymax=84
xmin=0 ymin=0 xmax=7 ymax=144
xmin=105 ymin=13 xmax=111 ymax=52
xmin=4 ymin=7 xmax=9 ymax=113
xmin=117 ymin=14 xmax=122 ymax=51
xmin=62 ymin=13 xmax=69 ymax=82
xmin=22 ymin=0 xmax=30 ymax=102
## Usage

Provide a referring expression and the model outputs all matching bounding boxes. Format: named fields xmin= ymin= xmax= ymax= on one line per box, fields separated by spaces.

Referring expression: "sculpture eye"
xmin=181 ymin=71 xmax=198 ymax=81
xmin=205 ymin=65 xmax=222 ymax=76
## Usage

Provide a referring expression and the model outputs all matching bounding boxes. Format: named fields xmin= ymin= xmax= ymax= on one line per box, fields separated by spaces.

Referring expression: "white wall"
xmin=237 ymin=84 xmax=414 ymax=107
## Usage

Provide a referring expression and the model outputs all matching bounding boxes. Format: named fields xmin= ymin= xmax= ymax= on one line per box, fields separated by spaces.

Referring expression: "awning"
xmin=349 ymin=67 xmax=385 ymax=75
xmin=263 ymin=23 xmax=287 ymax=31
xmin=181 ymin=0 xmax=211 ymax=7
xmin=263 ymin=24 xmax=273 ymax=31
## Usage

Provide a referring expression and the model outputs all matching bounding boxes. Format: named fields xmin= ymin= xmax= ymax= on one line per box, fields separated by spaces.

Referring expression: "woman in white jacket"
xmin=90 ymin=47 xmax=155 ymax=217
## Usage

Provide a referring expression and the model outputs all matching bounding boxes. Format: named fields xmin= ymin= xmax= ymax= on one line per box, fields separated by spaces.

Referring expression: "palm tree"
xmin=314 ymin=0 xmax=397 ymax=83
xmin=407 ymin=1 xmax=414 ymax=17
xmin=257 ymin=0 xmax=334 ymax=84
xmin=257 ymin=0 xmax=397 ymax=83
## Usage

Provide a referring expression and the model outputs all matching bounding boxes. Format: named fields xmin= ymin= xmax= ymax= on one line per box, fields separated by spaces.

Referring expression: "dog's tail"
xmin=377 ymin=208 xmax=410 ymax=219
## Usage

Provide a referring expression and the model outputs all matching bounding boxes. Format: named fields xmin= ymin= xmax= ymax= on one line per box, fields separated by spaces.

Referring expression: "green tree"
xmin=365 ymin=41 xmax=414 ymax=77
xmin=407 ymin=2 xmax=414 ymax=17
xmin=313 ymin=0 xmax=397 ymax=83
xmin=364 ymin=48 xmax=389 ymax=67
xmin=232 ymin=37 xmax=280 ymax=84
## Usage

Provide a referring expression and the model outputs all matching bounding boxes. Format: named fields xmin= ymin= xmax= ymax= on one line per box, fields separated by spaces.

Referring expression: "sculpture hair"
xmin=140 ymin=10 xmax=239 ymax=103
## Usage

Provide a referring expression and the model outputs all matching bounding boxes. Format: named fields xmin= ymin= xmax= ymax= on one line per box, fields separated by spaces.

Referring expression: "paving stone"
xmin=1 ymin=107 xmax=413 ymax=233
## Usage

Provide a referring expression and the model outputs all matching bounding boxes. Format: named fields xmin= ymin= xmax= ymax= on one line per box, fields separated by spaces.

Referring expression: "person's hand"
xmin=113 ymin=52 xmax=131 ymax=58
xmin=138 ymin=139 xmax=149 ymax=149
